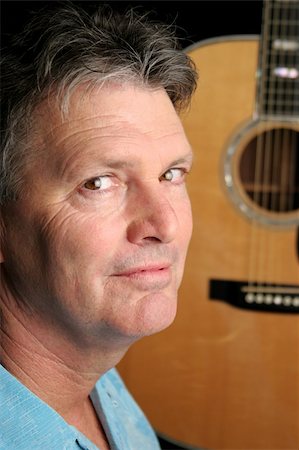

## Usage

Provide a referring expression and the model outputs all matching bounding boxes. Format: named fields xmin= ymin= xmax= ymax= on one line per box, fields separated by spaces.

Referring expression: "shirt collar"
xmin=0 ymin=363 xmax=99 ymax=450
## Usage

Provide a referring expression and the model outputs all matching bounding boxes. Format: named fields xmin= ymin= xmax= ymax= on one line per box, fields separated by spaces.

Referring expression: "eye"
xmin=160 ymin=168 xmax=186 ymax=184
xmin=83 ymin=175 xmax=115 ymax=191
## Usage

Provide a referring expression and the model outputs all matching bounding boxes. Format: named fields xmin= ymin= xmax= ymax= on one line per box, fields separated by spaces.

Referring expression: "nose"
xmin=126 ymin=185 xmax=179 ymax=245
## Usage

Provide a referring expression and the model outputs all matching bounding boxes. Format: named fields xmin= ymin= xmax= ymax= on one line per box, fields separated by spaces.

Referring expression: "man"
xmin=0 ymin=2 xmax=197 ymax=449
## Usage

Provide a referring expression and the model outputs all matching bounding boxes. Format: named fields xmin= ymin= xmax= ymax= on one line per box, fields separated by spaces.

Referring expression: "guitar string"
xmin=280 ymin=1 xmax=291 ymax=216
xmin=288 ymin=130 xmax=298 ymax=212
xmin=270 ymin=1 xmax=299 ymax=297
xmin=248 ymin=0 xmax=269 ymax=294
xmin=248 ymin=0 xmax=262 ymax=291
xmin=288 ymin=0 xmax=297 ymax=211
xmin=261 ymin=0 xmax=277 ymax=289
xmin=290 ymin=2 xmax=299 ymax=211
xmin=272 ymin=0 xmax=283 ymax=292
xmin=244 ymin=0 xmax=297 ymax=303
xmin=278 ymin=4 xmax=298 ymax=214
xmin=249 ymin=0 xmax=293 ymax=300
xmin=289 ymin=0 xmax=298 ymax=216
xmin=261 ymin=0 xmax=283 ymax=292
xmin=291 ymin=3 xmax=298 ymax=212
xmin=259 ymin=0 xmax=287 ymax=297
xmin=269 ymin=2 xmax=286 ymax=296
xmin=285 ymin=1 xmax=299 ymax=291
xmin=250 ymin=2 xmax=273 ymax=296
xmin=295 ymin=2 xmax=299 ymax=213
xmin=275 ymin=0 xmax=288 ymax=292
xmin=287 ymin=2 xmax=299 ymax=213
xmin=279 ymin=0 xmax=288 ymax=215
xmin=269 ymin=0 xmax=290 ymax=295
xmin=270 ymin=126 xmax=282 ymax=213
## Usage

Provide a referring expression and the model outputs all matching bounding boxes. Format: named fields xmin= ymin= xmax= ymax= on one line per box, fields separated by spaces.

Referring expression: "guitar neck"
xmin=257 ymin=0 xmax=299 ymax=118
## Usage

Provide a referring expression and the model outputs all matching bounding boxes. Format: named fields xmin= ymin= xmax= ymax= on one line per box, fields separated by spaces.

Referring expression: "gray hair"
xmin=0 ymin=2 xmax=197 ymax=205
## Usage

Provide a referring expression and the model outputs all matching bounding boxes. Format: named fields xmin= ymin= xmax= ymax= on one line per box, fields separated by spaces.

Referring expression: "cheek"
xmin=178 ymin=197 xmax=193 ymax=281
xmin=177 ymin=194 xmax=193 ymax=245
xmin=2 ymin=204 xmax=44 ymax=281
xmin=44 ymin=211 xmax=124 ymax=273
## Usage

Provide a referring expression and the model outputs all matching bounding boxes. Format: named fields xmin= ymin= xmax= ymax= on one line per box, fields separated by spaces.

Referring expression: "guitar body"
xmin=118 ymin=37 xmax=299 ymax=449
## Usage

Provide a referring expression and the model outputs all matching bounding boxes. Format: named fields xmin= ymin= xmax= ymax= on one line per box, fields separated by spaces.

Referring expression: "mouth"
xmin=115 ymin=264 xmax=170 ymax=277
xmin=113 ymin=264 xmax=172 ymax=290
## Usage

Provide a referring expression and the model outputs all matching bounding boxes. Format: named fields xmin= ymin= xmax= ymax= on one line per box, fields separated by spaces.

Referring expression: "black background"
xmin=0 ymin=1 xmax=264 ymax=449
xmin=1 ymin=1 xmax=263 ymax=50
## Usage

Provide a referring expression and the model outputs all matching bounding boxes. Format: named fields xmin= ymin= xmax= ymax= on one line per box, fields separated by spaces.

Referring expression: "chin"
xmin=116 ymin=291 xmax=178 ymax=340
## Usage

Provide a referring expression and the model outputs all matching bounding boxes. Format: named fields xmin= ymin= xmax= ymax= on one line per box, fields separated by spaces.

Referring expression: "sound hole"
xmin=239 ymin=128 xmax=298 ymax=213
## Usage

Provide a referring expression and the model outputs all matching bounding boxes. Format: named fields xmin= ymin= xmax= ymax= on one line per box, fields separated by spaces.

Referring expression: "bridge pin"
xmin=273 ymin=295 xmax=282 ymax=305
xmin=245 ymin=293 xmax=254 ymax=303
xmin=264 ymin=294 xmax=273 ymax=304
xmin=282 ymin=296 xmax=292 ymax=306
xmin=256 ymin=294 xmax=264 ymax=304
xmin=292 ymin=297 xmax=299 ymax=307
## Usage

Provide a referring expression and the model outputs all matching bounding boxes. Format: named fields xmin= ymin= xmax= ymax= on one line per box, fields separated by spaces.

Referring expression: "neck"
xmin=0 ymin=293 xmax=128 ymax=422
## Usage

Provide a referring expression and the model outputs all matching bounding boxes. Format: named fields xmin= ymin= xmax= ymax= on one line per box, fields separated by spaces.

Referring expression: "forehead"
xmin=29 ymin=84 xmax=192 ymax=181
xmin=37 ymin=84 xmax=185 ymax=145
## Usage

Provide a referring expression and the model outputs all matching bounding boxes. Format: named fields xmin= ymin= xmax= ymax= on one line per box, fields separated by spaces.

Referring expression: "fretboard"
xmin=257 ymin=0 xmax=299 ymax=118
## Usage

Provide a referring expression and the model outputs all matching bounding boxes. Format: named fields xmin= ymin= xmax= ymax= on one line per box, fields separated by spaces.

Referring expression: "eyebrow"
xmin=59 ymin=148 xmax=194 ymax=183
xmin=103 ymin=151 xmax=194 ymax=170
xmin=168 ymin=152 xmax=194 ymax=167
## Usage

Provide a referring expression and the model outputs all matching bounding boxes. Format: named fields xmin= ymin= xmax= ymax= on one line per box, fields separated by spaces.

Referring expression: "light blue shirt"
xmin=0 ymin=364 xmax=161 ymax=450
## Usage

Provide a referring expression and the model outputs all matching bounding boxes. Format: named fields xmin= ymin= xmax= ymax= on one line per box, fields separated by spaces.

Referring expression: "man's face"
xmin=1 ymin=85 xmax=193 ymax=347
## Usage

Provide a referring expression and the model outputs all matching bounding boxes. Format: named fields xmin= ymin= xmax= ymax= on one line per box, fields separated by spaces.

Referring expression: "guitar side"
xmin=118 ymin=37 xmax=299 ymax=450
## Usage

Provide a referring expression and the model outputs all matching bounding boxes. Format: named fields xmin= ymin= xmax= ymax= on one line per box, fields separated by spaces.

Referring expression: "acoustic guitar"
xmin=118 ymin=1 xmax=299 ymax=448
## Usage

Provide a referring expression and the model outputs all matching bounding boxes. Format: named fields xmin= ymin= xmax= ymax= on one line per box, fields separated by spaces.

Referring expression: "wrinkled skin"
xmin=1 ymin=84 xmax=193 ymax=350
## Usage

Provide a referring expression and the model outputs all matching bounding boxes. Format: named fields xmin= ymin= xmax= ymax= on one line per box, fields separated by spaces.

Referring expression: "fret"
xmin=273 ymin=3 xmax=298 ymax=7
xmin=258 ymin=107 xmax=299 ymax=116
xmin=272 ymin=5 xmax=298 ymax=11
xmin=261 ymin=92 xmax=299 ymax=102
xmin=262 ymin=51 xmax=299 ymax=58
xmin=266 ymin=20 xmax=299 ymax=26
xmin=260 ymin=76 xmax=299 ymax=89
xmin=264 ymin=86 xmax=299 ymax=92
xmin=261 ymin=104 xmax=299 ymax=112
xmin=261 ymin=91 xmax=299 ymax=98
xmin=261 ymin=59 xmax=299 ymax=65
xmin=264 ymin=95 xmax=299 ymax=105
xmin=261 ymin=109 xmax=299 ymax=116
xmin=260 ymin=92 xmax=299 ymax=101
xmin=262 ymin=101 xmax=299 ymax=108
xmin=261 ymin=99 xmax=299 ymax=107
xmin=262 ymin=95 xmax=299 ymax=102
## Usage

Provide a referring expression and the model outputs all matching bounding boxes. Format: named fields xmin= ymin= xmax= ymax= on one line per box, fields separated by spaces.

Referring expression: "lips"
xmin=113 ymin=263 xmax=172 ymax=291
xmin=115 ymin=264 xmax=170 ymax=277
